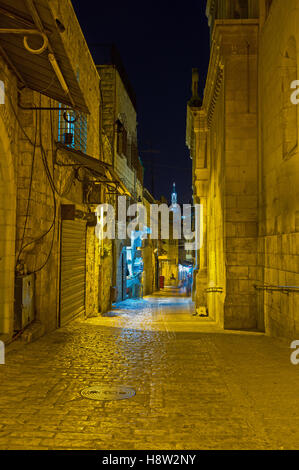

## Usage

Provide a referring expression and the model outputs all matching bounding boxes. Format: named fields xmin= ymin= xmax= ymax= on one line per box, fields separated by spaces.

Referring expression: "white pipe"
xmin=48 ymin=53 xmax=69 ymax=95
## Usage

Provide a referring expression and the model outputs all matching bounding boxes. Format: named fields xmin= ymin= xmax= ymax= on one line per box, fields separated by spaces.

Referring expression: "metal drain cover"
xmin=80 ymin=385 xmax=136 ymax=401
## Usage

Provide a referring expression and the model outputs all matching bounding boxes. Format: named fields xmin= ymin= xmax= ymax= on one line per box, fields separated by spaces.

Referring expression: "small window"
xmin=116 ymin=123 xmax=123 ymax=155
xmin=58 ymin=105 xmax=87 ymax=153
xmin=122 ymin=127 xmax=128 ymax=157
xmin=131 ymin=142 xmax=138 ymax=167
xmin=116 ymin=121 xmax=128 ymax=157
xmin=232 ymin=0 xmax=248 ymax=18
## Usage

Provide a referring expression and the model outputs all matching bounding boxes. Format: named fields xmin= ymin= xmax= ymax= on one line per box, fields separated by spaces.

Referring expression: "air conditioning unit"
xmin=14 ymin=274 xmax=35 ymax=331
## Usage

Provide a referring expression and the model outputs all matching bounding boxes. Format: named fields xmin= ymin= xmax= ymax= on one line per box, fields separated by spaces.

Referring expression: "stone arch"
xmin=282 ymin=36 xmax=298 ymax=158
xmin=0 ymin=113 xmax=16 ymax=335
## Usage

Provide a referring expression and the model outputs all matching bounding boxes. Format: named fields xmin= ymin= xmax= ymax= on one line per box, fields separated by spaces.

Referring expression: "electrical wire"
xmin=11 ymin=91 xmax=75 ymax=196
xmin=15 ymin=96 xmax=76 ymax=270
xmin=15 ymin=99 xmax=57 ymax=273
xmin=16 ymin=105 xmax=38 ymax=265
xmin=141 ymin=156 xmax=192 ymax=171
xmin=49 ymin=102 xmax=75 ymax=197
xmin=29 ymin=103 xmax=57 ymax=274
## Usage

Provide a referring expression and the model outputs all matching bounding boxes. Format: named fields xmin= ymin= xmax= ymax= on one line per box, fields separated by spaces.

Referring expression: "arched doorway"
xmin=0 ymin=115 xmax=16 ymax=336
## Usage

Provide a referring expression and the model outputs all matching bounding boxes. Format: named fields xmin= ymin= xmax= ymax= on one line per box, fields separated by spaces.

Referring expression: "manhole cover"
xmin=80 ymin=385 xmax=136 ymax=401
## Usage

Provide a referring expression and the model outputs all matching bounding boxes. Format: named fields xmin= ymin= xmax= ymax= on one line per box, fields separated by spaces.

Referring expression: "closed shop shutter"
xmin=60 ymin=219 xmax=86 ymax=326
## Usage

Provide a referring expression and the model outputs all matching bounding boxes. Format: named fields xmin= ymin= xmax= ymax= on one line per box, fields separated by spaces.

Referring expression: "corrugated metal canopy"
xmin=0 ymin=0 xmax=89 ymax=113
xmin=56 ymin=143 xmax=133 ymax=198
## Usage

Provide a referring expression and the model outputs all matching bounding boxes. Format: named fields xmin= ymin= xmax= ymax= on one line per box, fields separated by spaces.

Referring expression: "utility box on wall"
xmin=14 ymin=274 xmax=35 ymax=331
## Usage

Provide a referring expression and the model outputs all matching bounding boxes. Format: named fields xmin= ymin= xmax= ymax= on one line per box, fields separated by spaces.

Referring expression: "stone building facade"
xmin=158 ymin=188 xmax=179 ymax=288
xmin=0 ymin=0 xmax=121 ymax=340
xmin=187 ymin=0 xmax=299 ymax=337
xmin=142 ymin=188 xmax=159 ymax=296
xmin=97 ymin=49 xmax=145 ymax=302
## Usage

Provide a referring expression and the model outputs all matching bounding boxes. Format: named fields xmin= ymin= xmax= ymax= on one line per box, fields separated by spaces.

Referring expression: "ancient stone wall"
xmin=0 ymin=59 xmax=18 ymax=336
xmin=0 ymin=0 xmax=102 ymax=337
xmin=258 ymin=0 xmax=299 ymax=337
xmin=206 ymin=80 xmax=226 ymax=326
xmin=222 ymin=24 xmax=259 ymax=329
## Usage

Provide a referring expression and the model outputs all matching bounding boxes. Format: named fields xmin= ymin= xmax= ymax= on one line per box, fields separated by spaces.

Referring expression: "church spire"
xmin=171 ymin=182 xmax=177 ymax=206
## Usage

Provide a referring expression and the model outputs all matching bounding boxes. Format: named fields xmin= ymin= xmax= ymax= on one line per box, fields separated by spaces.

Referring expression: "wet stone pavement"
xmin=0 ymin=288 xmax=299 ymax=450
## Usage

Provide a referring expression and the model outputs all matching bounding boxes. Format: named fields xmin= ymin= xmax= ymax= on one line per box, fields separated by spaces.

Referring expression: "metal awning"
xmin=56 ymin=143 xmax=132 ymax=198
xmin=106 ymin=164 xmax=133 ymax=198
xmin=0 ymin=0 xmax=89 ymax=113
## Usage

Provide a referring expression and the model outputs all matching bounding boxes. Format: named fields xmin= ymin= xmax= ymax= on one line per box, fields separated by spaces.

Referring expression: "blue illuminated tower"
xmin=171 ymin=182 xmax=177 ymax=206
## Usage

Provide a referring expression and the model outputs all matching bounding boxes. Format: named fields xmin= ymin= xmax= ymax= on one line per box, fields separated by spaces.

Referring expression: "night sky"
xmin=71 ymin=0 xmax=210 ymax=204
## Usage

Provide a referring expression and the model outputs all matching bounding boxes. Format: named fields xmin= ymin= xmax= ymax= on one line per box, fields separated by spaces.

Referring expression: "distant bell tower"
xmin=171 ymin=182 xmax=177 ymax=206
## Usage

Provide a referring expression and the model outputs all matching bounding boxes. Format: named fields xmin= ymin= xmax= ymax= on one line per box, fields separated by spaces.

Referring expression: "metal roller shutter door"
xmin=60 ymin=219 xmax=86 ymax=326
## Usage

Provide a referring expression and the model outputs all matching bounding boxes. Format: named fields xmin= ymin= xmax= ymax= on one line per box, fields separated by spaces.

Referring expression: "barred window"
xmin=58 ymin=105 xmax=87 ymax=153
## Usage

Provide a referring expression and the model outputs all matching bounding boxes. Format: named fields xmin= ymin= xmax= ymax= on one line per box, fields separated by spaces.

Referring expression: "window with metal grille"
xmin=58 ymin=105 xmax=87 ymax=153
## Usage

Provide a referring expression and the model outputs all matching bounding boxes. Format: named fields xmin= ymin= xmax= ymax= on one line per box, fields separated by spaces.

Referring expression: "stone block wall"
xmin=193 ymin=21 xmax=259 ymax=330
xmin=223 ymin=24 xmax=259 ymax=329
xmin=86 ymin=226 xmax=100 ymax=317
xmin=190 ymin=2 xmax=299 ymax=338
xmin=142 ymin=244 xmax=155 ymax=296
xmin=258 ymin=0 xmax=299 ymax=337
xmin=0 ymin=0 xmax=103 ymax=337
xmin=0 ymin=60 xmax=18 ymax=335
xmin=98 ymin=65 xmax=140 ymax=194
xmin=116 ymin=153 xmax=135 ymax=195
xmin=206 ymin=81 xmax=226 ymax=326
xmin=49 ymin=0 xmax=101 ymax=159
xmin=97 ymin=65 xmax=116 ymax=153
xmin=100 ymin=239 xmax=113 ymax=313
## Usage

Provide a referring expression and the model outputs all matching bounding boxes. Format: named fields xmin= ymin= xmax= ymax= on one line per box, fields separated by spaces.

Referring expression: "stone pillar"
xmin=221 ymin=24 xmax=259 ymax=329
xmin=191 ymin=109 xmax=209 ymax=311
xmin=194 ymin=170 xmax=209 ymax=309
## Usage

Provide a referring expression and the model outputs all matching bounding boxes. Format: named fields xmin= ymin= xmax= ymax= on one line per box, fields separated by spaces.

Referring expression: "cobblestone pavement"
xmin=0 ymin=289 xmax=299 ymax=450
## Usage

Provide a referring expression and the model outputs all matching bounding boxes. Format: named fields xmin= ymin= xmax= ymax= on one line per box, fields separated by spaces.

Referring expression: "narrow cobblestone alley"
xmin=0 ymin=289 xmax=298 ymax=450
